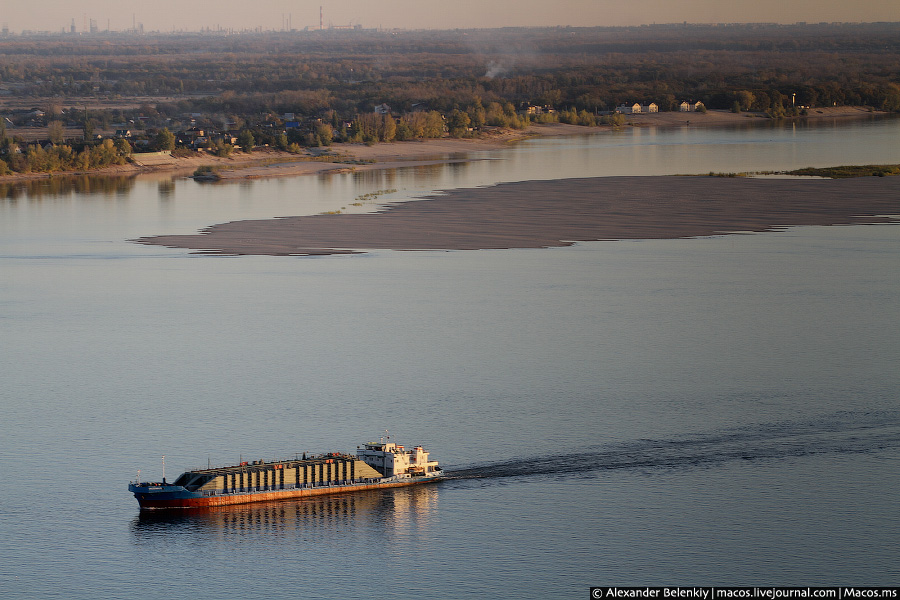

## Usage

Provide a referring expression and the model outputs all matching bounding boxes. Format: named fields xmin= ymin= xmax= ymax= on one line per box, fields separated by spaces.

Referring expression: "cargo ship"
xmin=128 ymin=440 xmax=442 ymax=509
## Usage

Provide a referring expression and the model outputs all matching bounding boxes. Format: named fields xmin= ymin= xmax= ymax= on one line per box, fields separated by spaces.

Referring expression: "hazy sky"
xmin=3 ymin=0 xmax=899 ymax=33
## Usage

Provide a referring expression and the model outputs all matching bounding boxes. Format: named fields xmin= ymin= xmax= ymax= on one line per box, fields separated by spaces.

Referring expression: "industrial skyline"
xmin=1 ymin=0 xmax=899 ymax=34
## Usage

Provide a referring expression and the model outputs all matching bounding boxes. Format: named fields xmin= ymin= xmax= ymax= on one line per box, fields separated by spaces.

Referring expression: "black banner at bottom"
xmin=590 ymin=588 xmax=898 ymax=600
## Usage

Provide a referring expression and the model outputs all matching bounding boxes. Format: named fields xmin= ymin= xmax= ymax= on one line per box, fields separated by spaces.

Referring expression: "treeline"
xmin=0 ymin=138 xmax=132 ymax=175
xmin=3 ymin=23 xmax=900 ymax=114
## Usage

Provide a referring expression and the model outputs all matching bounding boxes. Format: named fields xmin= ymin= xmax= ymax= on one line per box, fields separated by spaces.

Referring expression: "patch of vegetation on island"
xmin=785 ymin=165 xmax=900 ymax=178
xmin=192 ymin=165 xmax=224 ymax=181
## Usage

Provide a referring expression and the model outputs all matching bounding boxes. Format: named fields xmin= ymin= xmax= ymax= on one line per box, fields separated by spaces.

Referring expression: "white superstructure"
xmin=357 ymin=440 xmax=442 ymax=478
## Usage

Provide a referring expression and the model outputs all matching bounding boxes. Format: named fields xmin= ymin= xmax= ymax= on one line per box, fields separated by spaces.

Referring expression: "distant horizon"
xmin=4 ymin=20 xmax=900 ymax=36
xmin=2 ymin=0 xmax=899 ymax=35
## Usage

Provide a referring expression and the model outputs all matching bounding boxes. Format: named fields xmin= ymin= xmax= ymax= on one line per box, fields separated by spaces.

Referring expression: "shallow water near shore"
xmin=1 ymin=118 xmax=900 ymax=598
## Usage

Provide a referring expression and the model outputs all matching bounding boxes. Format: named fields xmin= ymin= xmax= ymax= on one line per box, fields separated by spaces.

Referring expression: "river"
xmin=1 ymin=116 xmax=899 ymax=598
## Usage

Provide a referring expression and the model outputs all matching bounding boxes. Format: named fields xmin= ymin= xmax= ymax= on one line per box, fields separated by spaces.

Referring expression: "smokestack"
xmin=320 ymin=6 xmax=323 ymax=30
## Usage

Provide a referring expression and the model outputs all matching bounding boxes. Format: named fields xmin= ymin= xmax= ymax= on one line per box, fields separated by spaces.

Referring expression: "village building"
xmin=616 ymin=103 xmax=642 ymax=114
xmin=680 ymin=101 xmax=705 ymax=112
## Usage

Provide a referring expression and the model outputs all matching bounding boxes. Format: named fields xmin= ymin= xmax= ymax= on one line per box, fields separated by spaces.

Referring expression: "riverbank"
xmin=136 ymin=175 xmax=900 ymax=256
xmin=0 ymin=107 xmax=886 ymax=185
xmin=170 ymin=107 xmax=891 ymax=181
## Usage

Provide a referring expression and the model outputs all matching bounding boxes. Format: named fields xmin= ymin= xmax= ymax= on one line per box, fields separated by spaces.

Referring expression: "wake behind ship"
xmin=128 ymin=440 xmax=442 ymax=509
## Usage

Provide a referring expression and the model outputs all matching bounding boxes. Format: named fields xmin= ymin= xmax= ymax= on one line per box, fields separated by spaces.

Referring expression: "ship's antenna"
xmin=162 ymin=455 xmax=166 ymax=482
xmin=137 ymin=469 xmax=141 ymax=484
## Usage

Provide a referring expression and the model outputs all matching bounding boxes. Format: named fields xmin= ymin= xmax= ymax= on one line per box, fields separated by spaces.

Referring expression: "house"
xmin=374 ymin=103 xmax=391 ymax=115
xmin=680 ymin=101 xmax=705 ymax=112
xmin=641 ymin=103 xmax=659 ymax=113
xmin=523 ymin=104 xmax=558 ymax=116
xmin=616 ymin=103 xmax=642 ymax=114
xmin=183 ymin=127 xmax=205 ymax=140
xmin=115 ymin=129 xmax=132 ymax=138
xmin=211 ymin=132 xmax=238 ymax=145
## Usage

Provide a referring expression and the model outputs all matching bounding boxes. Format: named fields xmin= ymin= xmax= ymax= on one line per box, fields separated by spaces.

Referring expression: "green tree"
xmin=114 ymin=138 xmax=132 ymax=158
xmin=395 ymin=120 xmax=413 ymax=141
xmin=468 ymin=100 xmax=486 ymax=129
xmin=238 ymin=130 xmax=255 ymax=153
xmin=736 ymin=90 xmax=755 ymax=112
xmin=152 ymin=128 xmax=176 ymax=151
xmin=447 ymin=109 xmax=471 ymax=138
xmin=212 ymin=139 xmax=234 ymax=157
xmin=315 ymin=123 xmax=334 ymax=146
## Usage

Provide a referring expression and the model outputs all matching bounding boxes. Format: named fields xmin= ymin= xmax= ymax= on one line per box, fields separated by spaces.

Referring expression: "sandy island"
xmin=137 ymin=175 xmax=900 ymax=256
xmin=7 ymin=105 xmax=894 ymax=255
xmin=131 ymin=107 xmax=898 ymax=256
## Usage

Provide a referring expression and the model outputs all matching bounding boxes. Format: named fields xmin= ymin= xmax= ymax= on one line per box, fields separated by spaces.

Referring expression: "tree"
xmin=315 ymin=123 xmax=334 ymax=146
xmin=114 ymin=138 xmax=132 ymax=158
xmin=47 ymin=120 xmax=65 ymax=144
xmin=736 ymin=90 xmax=755 ymax=112
xmin=238 ymin=130 xmax=255 ymax=153
xmin=212 ymin=139 xmax=234 ymax=157
xmin=379 ymin=115 xmax=395 ymax=142
xmin=416 ymin=112 xmax=441 ymax=138
xmin=468 ymin=100 xmax=486 ymax=128
xmin=152 ymin=128 xmax=176 ymax=151
xmin=395 ymin=120 xmax=413 ymax=141
xmin=447 ymin=109 xmax=471 ymax=138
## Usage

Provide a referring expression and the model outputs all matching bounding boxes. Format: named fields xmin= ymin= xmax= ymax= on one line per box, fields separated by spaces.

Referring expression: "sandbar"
xmin=136 ymin=175 xmax=900 ymax=256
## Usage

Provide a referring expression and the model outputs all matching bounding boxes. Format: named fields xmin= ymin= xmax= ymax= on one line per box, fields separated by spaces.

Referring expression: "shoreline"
xmin=0 ymin=107 xmax=888 ymax=185
xmin=136 ymin=175 xmax=900 ymax=256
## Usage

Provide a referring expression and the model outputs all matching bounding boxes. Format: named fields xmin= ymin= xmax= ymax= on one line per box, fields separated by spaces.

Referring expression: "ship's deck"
xmin=187 ymin=453 xmax=358 ymax=476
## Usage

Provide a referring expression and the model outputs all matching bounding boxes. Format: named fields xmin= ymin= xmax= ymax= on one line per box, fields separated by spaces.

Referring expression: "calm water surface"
xmin=2 ymin=118 xmax=899 ymax=598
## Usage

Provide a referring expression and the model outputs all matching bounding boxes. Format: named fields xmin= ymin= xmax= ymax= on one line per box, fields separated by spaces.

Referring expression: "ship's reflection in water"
xmin=130 ymin=484 xmax=439 ymax=542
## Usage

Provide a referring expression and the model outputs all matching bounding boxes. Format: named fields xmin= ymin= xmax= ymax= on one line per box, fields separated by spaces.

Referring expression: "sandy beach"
xmin=1 ymin=107 xmax=882 ymax=185
xmin=150 ymin=107 xmax=891 ymax=181
xmin=136 ymin=175 xmax=900 ymax=256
